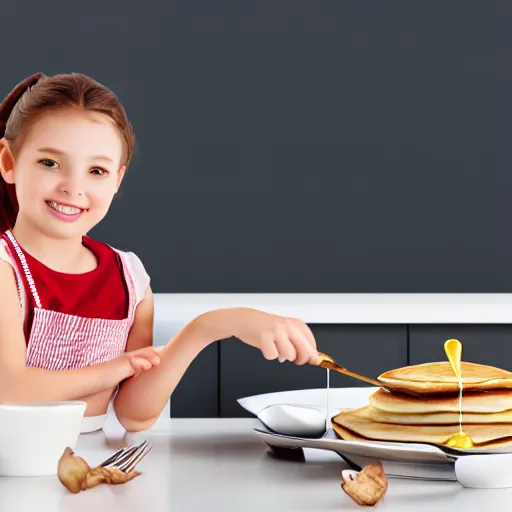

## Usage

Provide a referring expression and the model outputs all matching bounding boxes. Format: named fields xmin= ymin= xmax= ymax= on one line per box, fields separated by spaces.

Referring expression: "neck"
xmin=10 ymin=218 xmax=91 ymax=273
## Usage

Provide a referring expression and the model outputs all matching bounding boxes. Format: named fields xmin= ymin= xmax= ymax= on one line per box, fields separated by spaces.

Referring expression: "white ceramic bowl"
xmin=0 ymin=401 xmax=87 ymax=477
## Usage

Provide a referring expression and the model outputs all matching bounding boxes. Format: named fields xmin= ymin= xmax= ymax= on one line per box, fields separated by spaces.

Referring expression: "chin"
xmin=33 ymin=218 xmax=89 ymax=240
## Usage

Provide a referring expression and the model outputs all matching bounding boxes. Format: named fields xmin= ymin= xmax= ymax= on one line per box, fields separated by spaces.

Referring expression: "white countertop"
xmin=153 ymin=294 xmax=512 ymax=341
xmin=2 ymin=415 xmax=511 ymax=512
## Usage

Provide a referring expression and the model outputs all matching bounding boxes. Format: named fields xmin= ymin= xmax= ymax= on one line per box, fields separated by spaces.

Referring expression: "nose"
xmin=58 ymin=175 xmax=84 ymax=197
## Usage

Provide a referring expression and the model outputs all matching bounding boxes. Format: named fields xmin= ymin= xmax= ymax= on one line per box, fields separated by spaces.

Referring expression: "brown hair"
xmin=0 ymin=72 xmax=135 ymax=233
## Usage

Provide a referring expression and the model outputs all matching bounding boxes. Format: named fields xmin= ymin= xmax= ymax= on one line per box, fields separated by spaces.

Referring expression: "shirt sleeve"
xmin=121 ymin=250 xmax=151 ymax=305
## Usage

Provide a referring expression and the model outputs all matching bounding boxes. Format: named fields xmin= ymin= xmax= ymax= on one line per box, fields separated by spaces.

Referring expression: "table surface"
xmin=2 ymin=416 xmax=512 ymax=512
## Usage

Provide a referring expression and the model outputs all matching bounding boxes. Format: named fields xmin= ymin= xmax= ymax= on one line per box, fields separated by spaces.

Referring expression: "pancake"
xmin=365 ymin=406 xmax=512 ymax=425
xmin=369 ymin=388 xmax=512 ymax=414
xmin=378 ymin=361 xmax=512 ymax=395
xmin=331 ymin=406 xmax=512 ymax=448
xmin=331 ymin=422 xmax=512 ymax=449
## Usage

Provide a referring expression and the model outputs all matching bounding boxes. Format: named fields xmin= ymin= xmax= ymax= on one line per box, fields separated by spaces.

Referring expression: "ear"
xmin=0 ymin=138 xmax=15 ymax=184
xmin=116 ymin=165 xmax=126 ymax=191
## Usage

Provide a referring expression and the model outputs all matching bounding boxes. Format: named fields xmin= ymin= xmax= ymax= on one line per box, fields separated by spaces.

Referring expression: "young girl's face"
xmin=3 ymin=108 xmax=126 ymax=239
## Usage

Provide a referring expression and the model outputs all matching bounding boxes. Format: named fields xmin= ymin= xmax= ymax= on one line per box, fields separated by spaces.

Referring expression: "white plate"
xmin=238 ymin=386 xmax=375 ymax=418
xmin=238 ymin=387 xmax=512 ymax=481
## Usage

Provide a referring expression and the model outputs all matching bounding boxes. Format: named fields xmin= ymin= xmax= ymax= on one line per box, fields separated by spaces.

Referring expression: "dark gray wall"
xmin=2 ymin=1 xmax=512 ymax=293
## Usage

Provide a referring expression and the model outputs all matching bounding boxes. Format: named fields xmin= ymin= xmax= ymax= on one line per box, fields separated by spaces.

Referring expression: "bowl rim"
xmin=0 ymin=400 xmax=87 ymax=410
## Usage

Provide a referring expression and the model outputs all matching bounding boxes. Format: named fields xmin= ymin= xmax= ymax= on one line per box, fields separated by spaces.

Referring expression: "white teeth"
xmin=47 ymin=201 xmax=82 ymax=215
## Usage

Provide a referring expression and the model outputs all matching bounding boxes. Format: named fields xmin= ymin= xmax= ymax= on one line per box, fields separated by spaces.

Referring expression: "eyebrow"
xmin=37 ymin=147 xmax=114 ymax=164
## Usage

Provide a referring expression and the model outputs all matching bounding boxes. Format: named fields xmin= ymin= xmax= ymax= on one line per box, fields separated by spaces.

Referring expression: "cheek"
xmin=89 ymin=181 xmax=118 ymax=206
xmin=15 ymin=172 xmax=52 ymax=202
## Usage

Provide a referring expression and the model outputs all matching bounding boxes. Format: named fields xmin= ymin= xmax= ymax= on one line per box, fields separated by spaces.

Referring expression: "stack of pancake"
xmin=331 ymin=361 xmax=512 ymax=449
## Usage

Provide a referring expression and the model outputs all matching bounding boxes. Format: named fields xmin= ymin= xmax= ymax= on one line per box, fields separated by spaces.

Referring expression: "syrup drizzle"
xmin=444 ymin=339 xmax=474 ymax=449
xmin=326 ymin=368 xmax=330 ymax=423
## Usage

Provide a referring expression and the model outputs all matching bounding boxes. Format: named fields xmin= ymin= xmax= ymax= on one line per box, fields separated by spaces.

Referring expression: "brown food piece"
xmin=57 ymin=447 xmax=141 ymax=494
xmin=340 ymin=461 xmax=388 ymax=506
xmin=84 ymin=466 xmax=140 ymax=489
xmin=57 ymin=447 xmax=91 ymax=494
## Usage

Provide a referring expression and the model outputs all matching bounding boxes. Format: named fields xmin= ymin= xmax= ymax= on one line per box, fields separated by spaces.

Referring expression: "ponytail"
xmin=0 ymin=73 xmax=43 ymax=233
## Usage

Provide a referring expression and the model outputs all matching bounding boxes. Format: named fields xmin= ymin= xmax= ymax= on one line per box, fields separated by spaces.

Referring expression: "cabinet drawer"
xmin=219 ymin=324 xmax=407 ymax=417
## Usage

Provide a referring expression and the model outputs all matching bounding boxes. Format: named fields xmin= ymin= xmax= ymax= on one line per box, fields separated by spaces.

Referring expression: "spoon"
xmin=257 ymin=404 xmax=327 ymax=438
xmin=317 ymin=352 xmax=391 ymax=393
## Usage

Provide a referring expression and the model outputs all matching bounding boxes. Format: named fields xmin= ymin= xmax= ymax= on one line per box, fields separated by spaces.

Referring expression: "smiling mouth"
xmin=46 ymin=201 xmax=86 ymax=215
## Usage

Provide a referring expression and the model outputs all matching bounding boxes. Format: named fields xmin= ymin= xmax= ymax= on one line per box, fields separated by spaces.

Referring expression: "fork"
xmin=97 ymin=440 xmax=153 ymax=473
xmin=317 ymin=352 xmax=392 ymax=393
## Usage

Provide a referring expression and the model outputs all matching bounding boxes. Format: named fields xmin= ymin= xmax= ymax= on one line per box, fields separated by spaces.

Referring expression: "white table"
xmin=2 ymin=415 xmax=512 ymax=512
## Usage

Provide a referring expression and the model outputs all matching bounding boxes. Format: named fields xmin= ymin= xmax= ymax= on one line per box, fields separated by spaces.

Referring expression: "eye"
xmin=90 ymin=167 xmax=109 ymax=176
xmin=39 ymin=159 xmax=58 ymax=168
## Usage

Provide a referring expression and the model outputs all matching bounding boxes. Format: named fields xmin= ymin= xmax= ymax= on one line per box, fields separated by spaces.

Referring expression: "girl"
xmin=0 ymin=72 xmax=321 ymax=433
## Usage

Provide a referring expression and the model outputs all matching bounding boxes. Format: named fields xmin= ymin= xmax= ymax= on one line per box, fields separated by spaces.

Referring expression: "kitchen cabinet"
xmin=170 ymin=342 xmax=219 ymax=418
xmin=170 ymin=324 xmax=512 ymax=418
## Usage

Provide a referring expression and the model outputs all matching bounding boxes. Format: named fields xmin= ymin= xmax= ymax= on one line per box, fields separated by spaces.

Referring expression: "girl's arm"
xmin=113 ymin=286 xmax=216 ymax=431
xmin=0 ymin=261 xmax=159 ymax=402
xmin=113 ymin=287 xmax=321 ymax=432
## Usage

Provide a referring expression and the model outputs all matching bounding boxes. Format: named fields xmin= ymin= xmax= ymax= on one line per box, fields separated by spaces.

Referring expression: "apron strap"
xmin=3 ymin=230 xmax=43 ymax=309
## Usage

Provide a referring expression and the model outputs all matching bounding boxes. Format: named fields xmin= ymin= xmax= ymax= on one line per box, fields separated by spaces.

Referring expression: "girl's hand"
xmin=229 ymin=308 xmax=322 ymax=366
xmin=124 ymin=346 xmax=162 ymax=377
